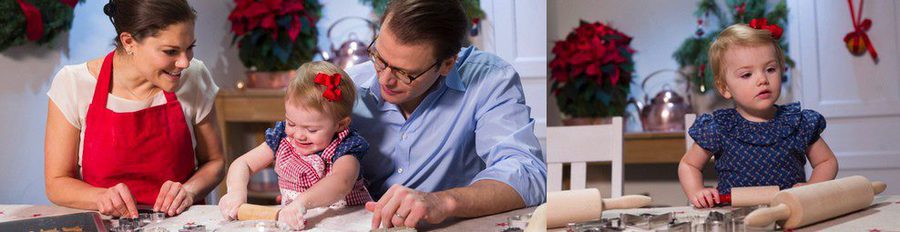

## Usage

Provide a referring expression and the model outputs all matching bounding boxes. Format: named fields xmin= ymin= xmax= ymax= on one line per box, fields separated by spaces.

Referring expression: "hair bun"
xmin=103 ymin=1 xmax=116 ymax=17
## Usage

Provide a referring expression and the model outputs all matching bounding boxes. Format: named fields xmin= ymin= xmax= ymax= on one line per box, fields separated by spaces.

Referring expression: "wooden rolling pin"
xmin=237 ymin=204 xmax=280 ymax=221
xmin=546 ymin=188 xmax=652 ymax=228
xmin=719 ymin=185 xmax=780 ymax=207
xmin=744 ymin=175 xmax=887 ymax=229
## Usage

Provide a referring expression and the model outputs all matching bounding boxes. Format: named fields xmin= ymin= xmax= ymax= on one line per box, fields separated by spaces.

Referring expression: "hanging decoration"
xmin=0 ymin=0 xmax=81 ymax=52
xmin=844 ymin=0 xmax=878 ymax=62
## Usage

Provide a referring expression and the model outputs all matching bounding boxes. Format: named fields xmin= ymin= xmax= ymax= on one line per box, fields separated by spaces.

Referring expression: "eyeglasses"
xmin=367 ymin=37 xmax=441 ymax=84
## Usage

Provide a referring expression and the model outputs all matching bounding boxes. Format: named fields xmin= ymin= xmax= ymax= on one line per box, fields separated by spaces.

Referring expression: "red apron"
xmin=81 ymin=52 xmax=196 ymax=205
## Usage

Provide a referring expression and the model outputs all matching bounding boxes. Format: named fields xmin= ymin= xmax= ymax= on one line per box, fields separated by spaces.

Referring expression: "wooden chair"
xmin=547 ymin=117 xmax=624 ymax=197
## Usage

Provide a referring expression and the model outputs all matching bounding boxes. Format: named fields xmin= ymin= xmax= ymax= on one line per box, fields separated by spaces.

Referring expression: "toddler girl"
xmin=678 ymin=20 xmax=838 ymax=208
xmin=219 ymin=61 xmax=372 ymax=228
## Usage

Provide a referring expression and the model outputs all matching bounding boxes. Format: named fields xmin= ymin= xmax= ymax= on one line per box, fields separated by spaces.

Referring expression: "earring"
xmin=127 ymin=50 xmax=134 ymax=55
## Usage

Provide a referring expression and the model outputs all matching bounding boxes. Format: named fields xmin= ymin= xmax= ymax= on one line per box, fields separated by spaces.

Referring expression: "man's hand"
xmin=153 ymin=181 xmax=196 ymax=216
xmin=366 ymin=184 xmax=455 ymax=229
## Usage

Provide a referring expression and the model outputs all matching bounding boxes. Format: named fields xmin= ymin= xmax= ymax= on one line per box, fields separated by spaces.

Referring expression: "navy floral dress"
xmin=689 ymin=102 xmax=826 ymax=194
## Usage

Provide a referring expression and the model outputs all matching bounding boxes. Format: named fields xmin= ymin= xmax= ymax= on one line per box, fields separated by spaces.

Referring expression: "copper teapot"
xmin=627 ymin=69 xmax=694 ymax=132
xmin=320 ymin=17 xmax=378 ymax=70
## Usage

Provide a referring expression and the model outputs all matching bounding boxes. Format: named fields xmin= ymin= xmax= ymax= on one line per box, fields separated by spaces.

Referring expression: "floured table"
xmin=0 ymin=204 xmax=534 ymax=231
xmin=549 ymin=195 xmax=900 ymax=231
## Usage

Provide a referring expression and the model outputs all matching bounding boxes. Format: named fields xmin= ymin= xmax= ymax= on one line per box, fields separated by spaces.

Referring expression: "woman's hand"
xmin=690 ymin=188 xmax=720 ymax=208
xmin=277 ymin=201 xmax=307 ymax=230
xmin=153 ymin=181 xmax=196 ymax=216
xmin=96 ymin=183 xmax=139 ymax=218
xmin=218 ymin=191 xmax=247 ymax=220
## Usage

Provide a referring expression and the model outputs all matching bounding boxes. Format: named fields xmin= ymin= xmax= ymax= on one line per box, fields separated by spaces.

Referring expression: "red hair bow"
xmin=314 ymin=73 xmax=342 ymax=102
xmin=749 ymin=18 xmax=783 ymax=40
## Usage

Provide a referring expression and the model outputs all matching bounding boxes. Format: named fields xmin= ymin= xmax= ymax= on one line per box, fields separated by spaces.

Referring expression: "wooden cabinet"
xmin=215 ymin=89 xmax=286 ymax=204
xmin=623 ymin=132 xmax=686 ymax=164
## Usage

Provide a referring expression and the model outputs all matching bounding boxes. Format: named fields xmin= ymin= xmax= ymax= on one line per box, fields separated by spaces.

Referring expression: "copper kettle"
xmin=321 ymin=17 xmax=378 ymax=70
xmin=627 ymin=69 xmax=694 ymax=132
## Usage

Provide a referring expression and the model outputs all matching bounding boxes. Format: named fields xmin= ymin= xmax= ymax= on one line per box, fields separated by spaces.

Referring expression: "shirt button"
xmin=398 ymin=168 xmax=403 ymax=174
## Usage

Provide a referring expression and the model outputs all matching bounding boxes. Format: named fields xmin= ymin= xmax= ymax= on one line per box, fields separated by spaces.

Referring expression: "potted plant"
xmin=550 ymin=21 xmax=635 ymax=125
xmin=228 ymin=0 xmax=321 ymax=88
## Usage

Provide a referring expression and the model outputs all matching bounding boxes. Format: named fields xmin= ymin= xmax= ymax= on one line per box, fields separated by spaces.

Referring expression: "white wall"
xmin=790 ymin=0 xmax=900 ymax=195
xmin=0 ymin=0 xmax=545 ymax=204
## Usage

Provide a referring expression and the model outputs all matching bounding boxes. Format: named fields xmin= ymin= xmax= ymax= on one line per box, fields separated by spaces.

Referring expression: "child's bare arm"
xmin=219 ymin=143 xmax=275 ymax=219
xmin=805 ymin=138 xmax=838 ymax=184
xmin=679 ymin=144 xmax=712 ymax=195
xmin=679 ymin=144 xmax=720 ymax=207
xmin=225 ymin=143 xmax=276 ymax=193
xmin=293 ymin=155 xmax=361 ymax=209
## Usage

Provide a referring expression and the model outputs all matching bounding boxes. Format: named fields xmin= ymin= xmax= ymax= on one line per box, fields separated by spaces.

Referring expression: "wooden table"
xmin=0 ymin=204 xmax=535 ymax=231
xmin=549 ymin=195 xmax=900 ymax=231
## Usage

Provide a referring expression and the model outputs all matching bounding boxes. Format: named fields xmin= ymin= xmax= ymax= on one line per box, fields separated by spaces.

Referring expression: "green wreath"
xmin=0 ymin=0 xmax=81 ymax=52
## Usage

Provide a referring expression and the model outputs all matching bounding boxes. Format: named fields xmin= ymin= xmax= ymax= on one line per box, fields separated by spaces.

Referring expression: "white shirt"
xmin=47 ymin=59 xmax=219 ymax=166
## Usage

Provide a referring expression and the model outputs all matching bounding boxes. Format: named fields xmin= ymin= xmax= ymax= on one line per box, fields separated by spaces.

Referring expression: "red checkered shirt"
xmin=273 ymin=128 xmax=372 ymax=206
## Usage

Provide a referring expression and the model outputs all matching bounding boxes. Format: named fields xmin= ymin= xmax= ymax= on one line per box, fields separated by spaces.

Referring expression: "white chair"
xmin=547 ymin=117 xmax=624 ymax=197
xmin=685 ymin=114 xmax=696 ymax=149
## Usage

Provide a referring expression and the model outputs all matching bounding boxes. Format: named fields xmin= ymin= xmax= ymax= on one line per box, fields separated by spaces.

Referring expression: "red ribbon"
xmin=314 ymin=73 xmax=342 ymax=102
xmin=844 ymin=0 xmax=878 ymax=61
xmin=16 ymin=0 xmax=44 ymax=41
xmin=749 ymin=18 xmax=783 ymax=40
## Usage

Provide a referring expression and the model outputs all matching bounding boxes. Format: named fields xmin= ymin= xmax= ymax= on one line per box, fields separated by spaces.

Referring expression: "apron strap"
xmin=90 ymin=51 xmax=116 ymax=109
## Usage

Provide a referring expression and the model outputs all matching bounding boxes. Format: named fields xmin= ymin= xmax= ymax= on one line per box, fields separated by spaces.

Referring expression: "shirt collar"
xmin=360 ymin=46 xmax=475 ymax=104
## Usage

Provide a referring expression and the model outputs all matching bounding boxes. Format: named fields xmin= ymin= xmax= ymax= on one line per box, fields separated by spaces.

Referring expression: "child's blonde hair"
xmin=708 ymin=24 xmax=785 ymax=93
xmin=287 ymin=61 xmax=357 ymax=120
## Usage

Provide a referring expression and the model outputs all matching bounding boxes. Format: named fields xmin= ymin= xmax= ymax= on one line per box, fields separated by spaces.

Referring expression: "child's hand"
xmin=278 ymin=202 xmax=307 ymax=230
xmin=218 ymin=191 xmax=247 ymax=220
xmin=793 ymin=182 xmax=808 ymax=187
xmin=690 ymin=188 xmax=720 ymax=208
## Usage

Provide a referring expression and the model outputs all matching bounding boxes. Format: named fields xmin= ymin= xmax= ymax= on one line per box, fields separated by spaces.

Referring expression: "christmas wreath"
xmin=0 ymin=0 xmax=80 ymax=52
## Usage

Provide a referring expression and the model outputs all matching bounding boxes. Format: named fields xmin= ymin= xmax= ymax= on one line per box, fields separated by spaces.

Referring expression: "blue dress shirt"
xmin=347 ymin=46 xmax=546 ymax=207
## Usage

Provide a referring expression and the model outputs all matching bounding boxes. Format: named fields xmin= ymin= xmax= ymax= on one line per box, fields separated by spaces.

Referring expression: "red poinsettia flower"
xmin=550 ymin=21 xmax=636 ymax=118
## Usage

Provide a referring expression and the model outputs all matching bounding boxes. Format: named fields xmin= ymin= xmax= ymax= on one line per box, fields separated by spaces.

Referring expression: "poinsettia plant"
xmin=228 ymin=0 xmax=321 ymax=71
xmin=550 ymin=21 xmax=635 ymax=118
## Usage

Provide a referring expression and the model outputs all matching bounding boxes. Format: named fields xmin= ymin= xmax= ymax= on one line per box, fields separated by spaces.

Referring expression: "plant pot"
xmin=246 ymin=70 xmax=297 ymax=89
xmin=561 ymin=117 xmax=613 ymax=126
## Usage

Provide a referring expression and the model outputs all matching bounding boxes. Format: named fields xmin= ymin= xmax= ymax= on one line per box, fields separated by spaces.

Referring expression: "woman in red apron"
xmin=44 ymin=0 xmax=224 ymax=219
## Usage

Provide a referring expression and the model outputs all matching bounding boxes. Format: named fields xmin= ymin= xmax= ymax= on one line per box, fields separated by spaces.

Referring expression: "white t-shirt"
xmin=47 ymin=58 xmax=219 ymax=166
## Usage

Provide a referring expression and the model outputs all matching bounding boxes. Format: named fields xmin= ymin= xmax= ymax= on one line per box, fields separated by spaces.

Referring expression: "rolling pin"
xmin=744 ymin=175 xmax=887 ymax=229
xmin=546 ymin=188 xmax=652 ymax=228
xmin=718 ymin=185 xmax=780 ymax=207
xmin=237 ymin=204 xmax=280 ymax=221
xmin=524 ymin=203 xmax=546 ymax=232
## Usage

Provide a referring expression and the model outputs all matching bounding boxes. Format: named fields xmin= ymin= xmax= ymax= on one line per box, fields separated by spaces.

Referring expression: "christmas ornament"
xmin=843 ymin=0 xmax=878 ymax=62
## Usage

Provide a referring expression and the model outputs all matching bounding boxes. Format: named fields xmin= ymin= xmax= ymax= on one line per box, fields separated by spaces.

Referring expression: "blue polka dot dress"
xmin=689 ymin=102 xmax=826 ymax=194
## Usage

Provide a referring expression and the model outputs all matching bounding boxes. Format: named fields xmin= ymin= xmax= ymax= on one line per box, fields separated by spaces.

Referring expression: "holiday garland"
xmin=673 ymin=0 xmax=793 ymax=93
xmin=0 ymin=0 xmax=80 ymax=52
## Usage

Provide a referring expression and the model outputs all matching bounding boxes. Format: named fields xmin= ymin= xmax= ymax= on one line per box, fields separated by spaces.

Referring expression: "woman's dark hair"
xmin=103 ymin=0 xmax=197 ymax=49
xmin=381 ymin=0 xmax=467 ymax=61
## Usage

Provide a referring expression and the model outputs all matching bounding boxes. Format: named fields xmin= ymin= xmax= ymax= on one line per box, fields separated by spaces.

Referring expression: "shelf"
xmin=623 ymin=131 xmax=687 ymax=164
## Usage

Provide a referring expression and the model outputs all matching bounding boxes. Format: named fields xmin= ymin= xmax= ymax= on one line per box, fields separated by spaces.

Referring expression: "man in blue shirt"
xmin=347 ymin=0 xmax=546 ymax=229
